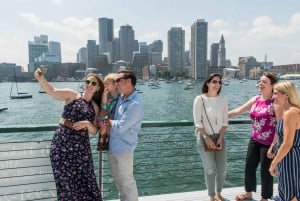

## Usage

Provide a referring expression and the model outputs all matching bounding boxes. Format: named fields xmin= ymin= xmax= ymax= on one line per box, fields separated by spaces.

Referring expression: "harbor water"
xmin=0 ymin=79 xmax=294 ymax=199
xmin=0 ymin=79 xmax=260 ymax=126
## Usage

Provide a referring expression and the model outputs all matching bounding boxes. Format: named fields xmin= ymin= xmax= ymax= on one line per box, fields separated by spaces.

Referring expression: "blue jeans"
xmin=108 ymin=151 xmax=138 ymax=201
xmin=197 ymin=134 xmax=227 ymax=197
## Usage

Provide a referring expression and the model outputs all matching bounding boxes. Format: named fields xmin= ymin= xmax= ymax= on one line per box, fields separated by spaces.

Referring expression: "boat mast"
xmin=14 ymin=67 xmax=19 ymax=94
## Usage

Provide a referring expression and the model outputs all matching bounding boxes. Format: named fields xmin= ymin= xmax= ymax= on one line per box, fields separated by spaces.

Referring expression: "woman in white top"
xmin=193 ymin=73 xmax=228 ymax=201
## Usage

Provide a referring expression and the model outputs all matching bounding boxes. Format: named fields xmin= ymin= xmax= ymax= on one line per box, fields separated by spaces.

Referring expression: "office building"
xmin=28 ymin=35 xmax=49 ymax=73
xmin=218 ymin=35 xmax=226 ymax=67
xmin=119 ymin=25 xmax=135 ymax=62
xmin=49 ymin=41 xmax=61 ymax=62
xmin=168 ymin=27 xmax=185 ymax=73
xmin=191 ymin=19 xmax=208 ymax=79
xmin=98 ymin=18 xmax=114 ymax=63
xmin=210 ymin=43 xmax=219 ymax=67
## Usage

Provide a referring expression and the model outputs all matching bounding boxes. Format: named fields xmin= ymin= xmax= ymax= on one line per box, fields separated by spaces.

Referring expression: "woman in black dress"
xmin=34 ymin=68 xmax=104 ymax=201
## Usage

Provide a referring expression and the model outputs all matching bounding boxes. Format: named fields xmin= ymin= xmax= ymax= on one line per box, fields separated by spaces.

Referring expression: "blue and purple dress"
xmin=50 ymin=97 xmax=102 ymax=201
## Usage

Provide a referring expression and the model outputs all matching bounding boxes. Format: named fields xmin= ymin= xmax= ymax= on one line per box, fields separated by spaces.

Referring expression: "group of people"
xmin=35 ymin=66 xmax=300 ymax=201
xmin=193 ymin=72 xmax=300 ymax=201
xmin=34 ymin=68 xmax=144 ymax=201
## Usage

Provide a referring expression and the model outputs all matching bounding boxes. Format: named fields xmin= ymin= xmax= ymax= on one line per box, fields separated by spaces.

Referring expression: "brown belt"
xmin=59 ymin=118 xmax=73 ymax=129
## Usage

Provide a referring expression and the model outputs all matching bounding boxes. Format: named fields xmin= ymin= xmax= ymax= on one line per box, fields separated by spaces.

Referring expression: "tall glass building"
xmin=191 ymin=19 xmax=207 ymax=79
xmin=167 ymin=27 xmax=185 ymax=74
xmin=98 ymin=18 xmax=114 ymax=63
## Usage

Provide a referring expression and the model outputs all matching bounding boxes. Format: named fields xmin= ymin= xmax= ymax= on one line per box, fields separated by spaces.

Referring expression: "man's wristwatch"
xmin=202 ymin=134 xmax=207 ymax=139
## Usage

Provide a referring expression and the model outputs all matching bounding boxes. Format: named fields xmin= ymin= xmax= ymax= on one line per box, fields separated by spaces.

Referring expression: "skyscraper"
xmin=98 ymin=18 xmax=114 ymax=63
xmin=210 ymin=43 xmax=219 ymax=67
xmin=119 ymin=25 xmax=135 ymax=62
xmin=218 ymin=35 xmax=226 ymax=67
xmin=86 ymin=40 xmax=97 ymax=68
xmin=168 ymin=27 xmax=185 ymax=73
xmin=28 ymin=35 xmax=49 ymax=73
xmin=191 ymin=19 xmax=208 ymax=79
xmin=48 ymin=41 xmax=61 ymax=63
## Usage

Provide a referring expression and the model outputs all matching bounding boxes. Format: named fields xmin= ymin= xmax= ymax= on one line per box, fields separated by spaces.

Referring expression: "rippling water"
xmin=0 ymin=79 xmax=261 ymax=126
xmin=1 ymin=79 xmax=290 ymax=199
xmin=0 ymin=79 xmax=261 ymax=148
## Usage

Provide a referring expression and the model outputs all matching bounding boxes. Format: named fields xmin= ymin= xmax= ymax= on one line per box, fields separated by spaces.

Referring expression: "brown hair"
xmin=263 ymin=72 xmax=278 ymax=85
xmin=117 ymin=70 xmax=137 ymax=86
xmin=202 ymin=73 xmax=222 ymax=94
xmin=86 ymin=73 xmax=104 ymax=107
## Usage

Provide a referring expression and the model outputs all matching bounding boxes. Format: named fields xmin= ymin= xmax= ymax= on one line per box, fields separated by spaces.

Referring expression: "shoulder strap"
xmin=201 ymin=96 xmax=215 ymax=134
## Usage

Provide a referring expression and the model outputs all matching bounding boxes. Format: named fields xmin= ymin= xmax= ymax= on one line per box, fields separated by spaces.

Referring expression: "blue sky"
xmin=1 ymin=0 xmax=300 ymax=71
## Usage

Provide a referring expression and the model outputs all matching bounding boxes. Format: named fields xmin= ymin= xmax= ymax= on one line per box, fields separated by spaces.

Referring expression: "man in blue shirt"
xmin=108 ymin=70 xmax=144 ymax=201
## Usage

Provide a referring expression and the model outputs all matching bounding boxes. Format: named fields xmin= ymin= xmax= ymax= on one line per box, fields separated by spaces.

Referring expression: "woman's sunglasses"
xmin=85 ymin=80 xmax=98 ymax=86
xmin=211 ymin=80 xmax=222 ymax=84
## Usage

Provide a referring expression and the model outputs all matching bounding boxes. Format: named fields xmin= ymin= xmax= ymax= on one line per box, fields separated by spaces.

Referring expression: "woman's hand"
xmin=73 ymin=120 xmax=89 ymax=131
xmin=269 ymin=163 xmax=277 ymax=177
xmin=34 ymin=68 xmax=44 ymax=80
xmin=215 ymin=137 xmax=224 ymax=150
xmin=267 ymin=145 xmax=276 ymax=159
xmin=205 ymin=137 xmax=217 ymax=150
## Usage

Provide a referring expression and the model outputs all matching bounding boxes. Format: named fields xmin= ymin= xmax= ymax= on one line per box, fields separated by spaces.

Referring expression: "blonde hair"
xmin=274 ymin=81 xmax=300 ymax=109
xmin=104 ymin=73 xmax=118 ymax=83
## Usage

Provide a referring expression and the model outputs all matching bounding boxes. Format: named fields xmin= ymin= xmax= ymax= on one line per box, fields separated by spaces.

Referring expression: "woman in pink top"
xmin=228 ymin=72 xmax=278 ymax=201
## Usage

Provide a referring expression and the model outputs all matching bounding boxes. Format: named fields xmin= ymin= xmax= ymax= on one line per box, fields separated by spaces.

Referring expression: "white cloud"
xmin=19 ymin=13 xmax=40 ymax=25
xmin=49 ymin=0 xmax=63 ymax=5
xmin=211 ymin=19 xmax=230 ymax=28
xmin=19 ymin=13 xmax=97 ymax=41
xmin=62 ymin=17 xmax=98 ymax=40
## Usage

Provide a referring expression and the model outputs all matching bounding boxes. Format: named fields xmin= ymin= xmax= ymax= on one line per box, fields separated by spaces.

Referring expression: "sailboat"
xmin=10 ymin=68 xmax=33 ymax=99
xmin=0 ymin=107 xmax=8 ymax=112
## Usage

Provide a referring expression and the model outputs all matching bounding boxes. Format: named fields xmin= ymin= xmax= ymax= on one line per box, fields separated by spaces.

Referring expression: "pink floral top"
xmin=249 ymin=96 xmax=277 ymax=145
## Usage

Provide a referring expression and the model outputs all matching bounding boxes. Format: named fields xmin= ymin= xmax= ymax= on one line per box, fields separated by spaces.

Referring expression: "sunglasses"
xmin=116 ymin=77 xmax=127 ymax=83
xmin=84 ymin=80 xmax=98 ymax=86
xmin=211 ymin=80 xmax=222 ymax=84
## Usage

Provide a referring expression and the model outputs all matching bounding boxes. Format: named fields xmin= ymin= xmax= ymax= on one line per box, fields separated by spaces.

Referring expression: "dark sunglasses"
xmin=84 ymin=80 xmax=98 ymax=86
xmin=211 ymin=80 xmax=222 ymax=84
xmin=116 ymin=77 xmax=127 ymax=83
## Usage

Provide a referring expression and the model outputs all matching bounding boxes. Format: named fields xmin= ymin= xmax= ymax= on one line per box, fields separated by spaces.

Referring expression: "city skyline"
xmin=1 ymin=0 xmax=300 ymax=71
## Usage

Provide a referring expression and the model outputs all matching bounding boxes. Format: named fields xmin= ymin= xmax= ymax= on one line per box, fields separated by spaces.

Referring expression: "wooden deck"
xmin=108 ymin=184 xmax=278 ymax=201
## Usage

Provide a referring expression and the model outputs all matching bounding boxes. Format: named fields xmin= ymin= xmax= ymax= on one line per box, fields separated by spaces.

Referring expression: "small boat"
xmin=0 ymin=108 xmax=8 ymax=112
xmin=150 ymin=85 xmax=161 ymax=89
xmin=10 ymin=68 xmax=33 ymax=99
xmin=38 ymin=89 xmax=46 ymax=93
xmin=183 ymin=85 xmax=193 ymax=90
xmin=10 ymin=93 xmax=33 ymax=99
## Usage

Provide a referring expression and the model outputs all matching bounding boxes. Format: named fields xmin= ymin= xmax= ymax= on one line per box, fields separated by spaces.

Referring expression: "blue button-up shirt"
xmin=109 ymin=90 xmax=144 ymax=153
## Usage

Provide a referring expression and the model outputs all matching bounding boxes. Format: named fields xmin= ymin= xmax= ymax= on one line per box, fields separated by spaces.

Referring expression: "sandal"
xmin=235 ymin=193 xmax=253 ymax=201
xmin=215 ymin=195 xmax=225 ymax=201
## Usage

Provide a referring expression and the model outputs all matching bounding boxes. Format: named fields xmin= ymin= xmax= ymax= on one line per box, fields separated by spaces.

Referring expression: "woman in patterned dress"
xmin=269 ymin=81 xmax=300 ymax=201
xmin=34 ymin=68 xmax=104 ymax=201
xmin=228 ymin=72 xmax=278 ymax=201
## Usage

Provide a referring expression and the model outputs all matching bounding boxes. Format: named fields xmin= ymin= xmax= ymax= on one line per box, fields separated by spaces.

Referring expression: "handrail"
xmin=0 ymin=119 xmax=251 ymax=132
xmin=0 ymin=119 xmax=254 ymax=200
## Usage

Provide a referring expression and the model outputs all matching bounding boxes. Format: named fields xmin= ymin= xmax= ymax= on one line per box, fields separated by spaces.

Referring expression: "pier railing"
xmin=0 ymin=120 xmax=263 ymax=201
